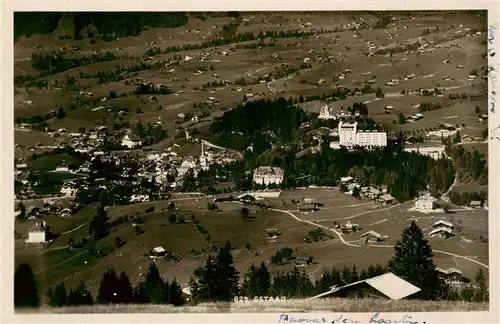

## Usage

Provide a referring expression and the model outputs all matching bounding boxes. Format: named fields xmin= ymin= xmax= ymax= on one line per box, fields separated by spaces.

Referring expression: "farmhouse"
xmin=360 ymin=230 xmax=387 ymax=244
xmin=297 ymin=202 xmax=320 ymax=213
xmin=121 ymin=133 xmax=142 ymax=149
xmin=253 ymin=166 xmax=284 ymax=185
xmin=414 ymin=194 xmax=438 ymax=213
xmin=436 ymin=268 xmax=469 ymax=285
xmin=295 ymin=257 xmax=311 ymax=267
xmin=60 ymin=208 xmax=72 ymax=217
xmin=266 ymin=228 xmax=280 ymax=238
xmin=384 ymin=105 xmax=395 ymax=114
xmin=376 ymin=194 xmax=395 ymax=205
xmin=150 ymin=246 xmax=167 ymax=258
xmin=428 ymin=220 xmax=453 ymax=238
xmin=342 ymin=221 xmax=360 ymax=233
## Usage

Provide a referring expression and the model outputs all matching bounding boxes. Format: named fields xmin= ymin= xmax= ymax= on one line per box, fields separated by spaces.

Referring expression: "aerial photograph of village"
xmin=12 ymin=10 xmax=490 ymax=313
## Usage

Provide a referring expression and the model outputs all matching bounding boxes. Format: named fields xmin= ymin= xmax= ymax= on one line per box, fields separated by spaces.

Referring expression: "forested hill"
xmin=14 ymin=12 xmax=190 ymax=41
xmin=209 ymin=98 xmax=310 ymax=154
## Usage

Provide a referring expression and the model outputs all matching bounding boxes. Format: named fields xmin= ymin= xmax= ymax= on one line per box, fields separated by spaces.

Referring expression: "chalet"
xmin=367 ymin=187 xmax=382 ymax=200
xmin=414 ymin=194 xmax=438 ymax=213
xmin=266 ymin=228 xmax=280 ymax=238
xmin=150 ymin=246 xmax=167 ymax=258
xmin=469 ymin=200 xmax=482 ymax=208
xmin=238 ymin=194 xmax=257 ymax=204
xmin=297 ymin=203 xmax=320 ymax=213
xmin=60 ymin=208 xmax=72 ymax=217
xmin=121 ymin=133 xmax=142 ymax=149
xmin=295 ymin=257 xmax=311 ymax=267
xmin=384 ymin=105 xmax=395 ymax=114
xmin=342 ymin=221 xmax=360 ymax=233
xmin=436 ymin=268 xmax=469 ymax=285
xmin=376 ymin=194 xmax=395 ymax=205
xmin=360 ymin=230 xmax=387 ymax=244
xmin=428 ymin=223 xmax=453 ymax=238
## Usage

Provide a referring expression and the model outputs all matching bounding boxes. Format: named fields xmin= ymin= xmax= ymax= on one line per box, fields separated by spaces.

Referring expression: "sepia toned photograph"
xmin=11 ymin=9 xmax=492 ymax=316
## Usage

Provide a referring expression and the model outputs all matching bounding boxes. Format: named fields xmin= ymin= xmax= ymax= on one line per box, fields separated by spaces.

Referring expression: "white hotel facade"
xmin=338 ymin=121 xmax=387 ymax=148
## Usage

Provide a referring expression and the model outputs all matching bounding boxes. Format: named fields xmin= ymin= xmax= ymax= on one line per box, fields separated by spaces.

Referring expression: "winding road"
xmin=270 ymin=208 xmax=489 ymax=269
xmin=270 ymin=208 xmax=360 ymax=247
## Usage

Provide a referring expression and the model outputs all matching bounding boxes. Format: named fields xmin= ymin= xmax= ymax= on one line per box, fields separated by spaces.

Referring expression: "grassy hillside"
xmin=22 ymin=298 xmax=489 ymax=313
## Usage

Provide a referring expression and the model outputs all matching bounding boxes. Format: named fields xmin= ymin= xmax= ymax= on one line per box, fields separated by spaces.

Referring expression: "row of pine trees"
xmin=15 ymin=221 xmax=489 ymax=308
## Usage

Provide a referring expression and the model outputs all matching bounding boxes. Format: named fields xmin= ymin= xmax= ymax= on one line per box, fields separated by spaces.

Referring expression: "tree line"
xmin=31 ymin=51 xmax=117 ymax=77
xmin=15 ymin=221 xmax=488 ymax=309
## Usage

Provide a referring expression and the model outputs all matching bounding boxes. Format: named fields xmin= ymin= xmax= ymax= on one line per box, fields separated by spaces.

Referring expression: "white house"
xmin=121 ymin=133 xmax=142 ymax=149
xmin=25 ymin=222 xmax=46 ymax=244
xmin=404 ymin=144 xmax=445 ymax=160
xmin=55 ymin=162 xmax=69 ymax=172
xmin=414 ymin=194 xmax=438 ymax=213
xmin=253 ymin=166 xmax=284 ymax=185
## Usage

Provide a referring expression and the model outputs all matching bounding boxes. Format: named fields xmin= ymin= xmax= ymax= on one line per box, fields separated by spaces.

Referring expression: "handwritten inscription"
xmin=489 ymin=23 xmax=497 ymax=114
xmin=369 ymin=312 xmax=422 ymax=324
xmin=279 ymin=314 xmax=328 ymax=323
xmin=278 ymin=313 xmax=424 ymax=324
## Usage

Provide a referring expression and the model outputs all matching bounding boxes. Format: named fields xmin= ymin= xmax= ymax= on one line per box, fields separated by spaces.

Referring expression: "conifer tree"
xmin=242 ymin=264 xmax=258 ymax=297
xmin=256 ymin=262 xmax=271 ymax=296
xmin=97 ymin=268 xmax=120 ymax=304
xmin=388 ymin=221 xmax=445 ymax=300
xmin=117 ymin=271 xmax=134 ymax=304
xmin=47 ymin=282 xmax=67 ymax=307
xmin=89 ymin=204 xmax=110 ymax=240
xmin=144 ymin=262 xmax=167 ymax=303
xmin=14 ymin=263 xmax=40 ymax=308
xmin=474 ymin=268 xmax=488 ymax=302
xmin=187 ymin=276 xmax=200 ymax=304
xmin=169 ymin=279 xmax=185 ymax=306
xmin=192 ymin=257 xmax=217 ymax=302
xmin=132 ymin=282 xmax=149 ymax=304
xmin=67 ymin=281 xmax=93 ymax=306
xmin=213 ymin=241 xmax=240 ymax=301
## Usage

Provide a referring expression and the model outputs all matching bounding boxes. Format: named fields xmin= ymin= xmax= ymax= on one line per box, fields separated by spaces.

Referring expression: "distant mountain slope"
xmin=14 ymin=12 xmax=190 ymax=42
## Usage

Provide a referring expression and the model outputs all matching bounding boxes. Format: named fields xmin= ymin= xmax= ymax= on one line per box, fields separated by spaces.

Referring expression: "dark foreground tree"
xmin=97 ymin=268 xmax=120 ymax=304
xmin=47 ymin=282 xmax=67 ymax=307
xmin=67 ymin=281 xmax=93 ymax=306
xmin=14 ymin=263 xmax=40 ymax=308
xmin=169 ymin=278 xmax=185 ymax=306
xmin=117 ymin=271 xmax=134 ymax=304
xmin=388 ymin=221 xmax=445 ymax=300
xmin=474 ymin=268 xmax=488 ymax=302
xmin=213 ymin=241 xmax=240 ymax=300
